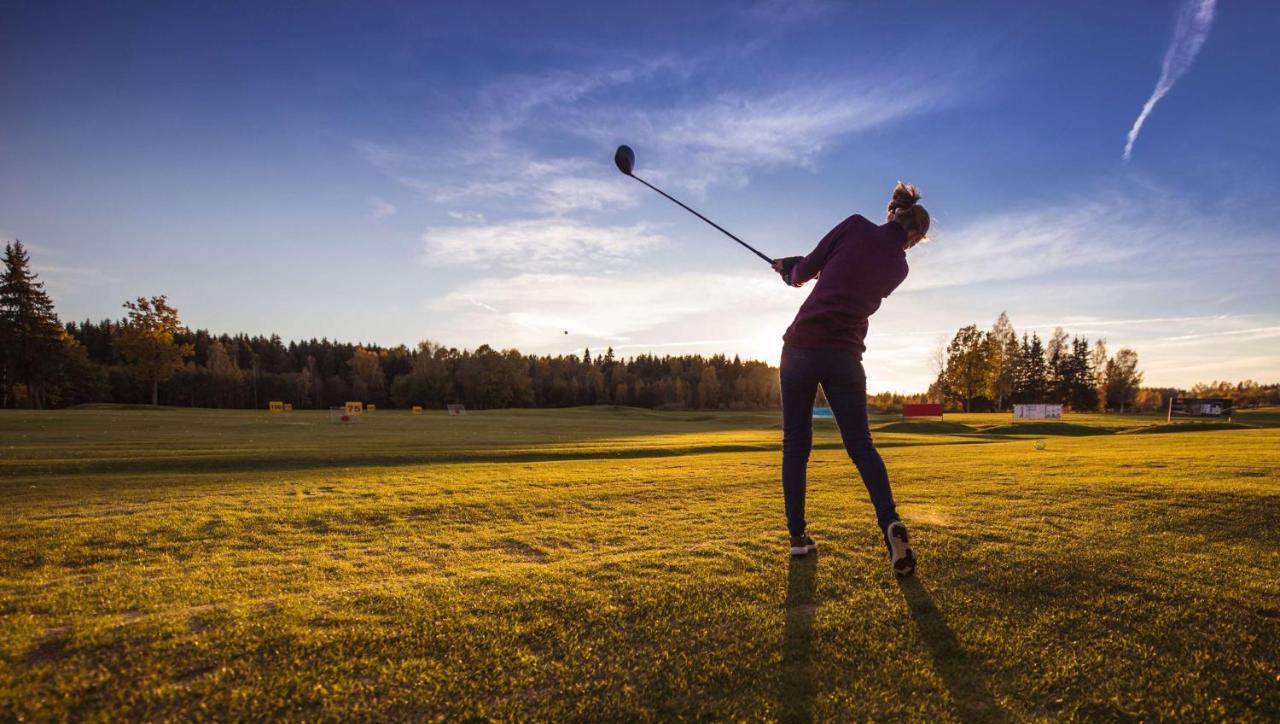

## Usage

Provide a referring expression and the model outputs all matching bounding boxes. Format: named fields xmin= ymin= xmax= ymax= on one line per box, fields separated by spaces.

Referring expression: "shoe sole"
xmin=893 ymin=550 xmax=916 ymax=576
xmin=790 ymin=544 xmax=816 ymax=556
xmin=887 ymin=523 xmax=915 ymax=576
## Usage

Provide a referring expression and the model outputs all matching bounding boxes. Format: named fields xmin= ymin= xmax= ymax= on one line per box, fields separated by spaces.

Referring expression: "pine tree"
xmin=1067 ymin=337 xmax=1098 ymax=411
xmin=1010 ymin=335 xmax=1028 ymax=404
xmin=1046 ymin=327 xmax=1071 ymax=404
xmin=1002 ymin=333 xmax=1021 ymax=406
xmin=0 ymin=241 xmax=66 ymax=408
xmin=1024 ymin=333 xmax=1048 ymax=402
xmin=1012 ymin=333 xmax=1048 ymax=403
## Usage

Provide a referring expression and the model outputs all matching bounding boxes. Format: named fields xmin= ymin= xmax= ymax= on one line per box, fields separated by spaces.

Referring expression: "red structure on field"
xmin=902 ymin=403 xmax=944 ymax=420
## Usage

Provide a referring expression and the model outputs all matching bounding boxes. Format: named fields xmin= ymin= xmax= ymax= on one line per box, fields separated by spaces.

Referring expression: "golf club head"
xmin=614 ymin=145 xmax=635 ymax=175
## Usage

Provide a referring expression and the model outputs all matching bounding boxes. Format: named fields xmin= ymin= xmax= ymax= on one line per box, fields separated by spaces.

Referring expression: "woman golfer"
xmin=772 ymin=182 xmax=929 ymax=576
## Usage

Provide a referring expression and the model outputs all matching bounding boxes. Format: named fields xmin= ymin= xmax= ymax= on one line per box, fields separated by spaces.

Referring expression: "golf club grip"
xmin=632 ymin=176 xmax=773 ymax=264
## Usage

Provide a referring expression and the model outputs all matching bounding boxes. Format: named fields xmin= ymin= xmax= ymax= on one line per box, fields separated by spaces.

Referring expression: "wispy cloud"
xmin=431 ymin=157 xmax=640 ymax=215
xmin=447 ymin=210 xmax=486 ymax=223
xmin=363 ymin=49 xmax=960 ymax=204
xmin=1123 ymin=0 xmax=1217 ymax=161
xmin=1136 ymin=316 xmax=1280 ymax=384
xmin=421 ymin=219 xmax=666 ymax=270
xmin=744 ymin=0 xmax=837 ymax=24
xmin=657 ymin=85 xmax=938 ymax=171
xmin=1154 ymin=325 xmax=1280 ymax=345
xmin=9 ymin=242 xmax=119 ymax=292
xmin=32 ymin=263 xmax=120 ymax=297
xmin=571 ymin=73 xmax=957 ymax=195
xmin=353 ymin=141 xmax=435 ymax=193
xmin=472 ymin=57 xmax=691 ymax=135
xmin=369 ymin=198 xmax=397 ymax=222
xmin=904 ymin=200 xmax=1144 ymax=291
xmin=431 ymin=271 xmax=791 ymax=349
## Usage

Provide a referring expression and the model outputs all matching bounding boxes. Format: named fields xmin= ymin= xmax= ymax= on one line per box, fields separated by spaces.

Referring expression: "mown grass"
xmin=1 ymin=406 xmax=1278 ymax=720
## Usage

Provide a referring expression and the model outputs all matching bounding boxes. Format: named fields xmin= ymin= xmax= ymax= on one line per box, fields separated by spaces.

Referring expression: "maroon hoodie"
xmin=781 ymin=214 xmax=908 ymax=358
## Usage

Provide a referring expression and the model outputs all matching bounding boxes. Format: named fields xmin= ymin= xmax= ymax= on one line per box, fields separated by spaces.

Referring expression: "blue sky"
xmin=2 ymin=0 xmax=1277 ymax=392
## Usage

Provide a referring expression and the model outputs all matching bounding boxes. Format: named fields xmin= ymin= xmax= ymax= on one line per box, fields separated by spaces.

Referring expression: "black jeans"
xmin=780 ymin=346 xmax=899 ymax=537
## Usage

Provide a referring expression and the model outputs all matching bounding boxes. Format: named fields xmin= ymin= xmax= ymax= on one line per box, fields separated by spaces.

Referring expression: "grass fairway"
xmin=2 ymin=406 xmax=1278 ymax=720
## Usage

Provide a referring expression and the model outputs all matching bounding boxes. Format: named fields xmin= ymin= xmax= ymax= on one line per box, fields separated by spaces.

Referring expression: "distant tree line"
xmin=929 ymin=312 xmax=1280 ymax=413
xmin=56 ymin=320 xmax=783 ymax=411
xmin=3 ymin=241 xmax=1275 ymax=412
xmin=1122 ymin=381 xmax=1280 ymax=414
xmin=933 ymin=312 xmax=1130 ymax=412
xmin=0 ymin=242 xmax=780 ymax=410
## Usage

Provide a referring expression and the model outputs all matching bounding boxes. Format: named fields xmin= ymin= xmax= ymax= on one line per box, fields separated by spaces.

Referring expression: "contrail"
xmin=1123 ymin=0 xmax=1217 ymax=162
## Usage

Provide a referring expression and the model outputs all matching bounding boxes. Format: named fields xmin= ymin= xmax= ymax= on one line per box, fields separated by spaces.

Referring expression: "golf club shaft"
xmin=630 ymin=174 xmax=773 ymax=264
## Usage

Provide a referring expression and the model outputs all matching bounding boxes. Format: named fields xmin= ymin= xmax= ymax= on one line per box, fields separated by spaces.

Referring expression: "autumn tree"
xmin=943 ymin=325 xmax=989 ymax=412
xmin=115 ymin=295 xmax=194 ymax=405
xmin=1104 ymin=348 xmax=1144 ymax=412
xmin=1090 ymin=338 xmax=1109 ymax=411
xmin=1133 ymin=387 xmax=1164 ymax=412
xmin=986 ymin=312 xmax=1017 ymax=410
xmin=927 ymin=334 xmax=947 ymax=404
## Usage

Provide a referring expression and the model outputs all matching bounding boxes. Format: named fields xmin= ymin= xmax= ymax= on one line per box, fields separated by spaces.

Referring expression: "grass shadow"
xmin=874 ymin=421 xmax=977 ymax=434
xmin=1124 ymin=422 xmax=1250 ymax=434
xmin=979 ymin=422 xmax=1115 ymax=436
xmin=0 ymin=441 xmax=1001 ymax=480
xmin=780 ymin=552 xmax=818 ymax=723
xmin=896 ymin=576 xmax=1004 ymax=722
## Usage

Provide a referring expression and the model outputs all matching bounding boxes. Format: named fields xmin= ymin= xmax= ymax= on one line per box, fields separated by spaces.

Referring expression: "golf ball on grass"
xmin=1034 ymin=440 xmax=1046 ymax=450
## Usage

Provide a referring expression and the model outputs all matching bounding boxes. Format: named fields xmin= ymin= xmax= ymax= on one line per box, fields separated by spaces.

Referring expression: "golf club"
xmin=613 ymin=145 xmax=773 ymax=265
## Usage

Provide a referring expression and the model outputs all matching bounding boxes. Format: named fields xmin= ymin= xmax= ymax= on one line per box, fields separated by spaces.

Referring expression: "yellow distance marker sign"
xmin=269 ymin=401 xmax=284 ymax=413
xmin=412 ymin=406 xmax=423 ymax=415
xmin=345 ymin=401 xmax=363 ymax=415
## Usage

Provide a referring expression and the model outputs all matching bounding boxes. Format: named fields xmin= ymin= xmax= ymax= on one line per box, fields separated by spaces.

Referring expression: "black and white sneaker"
xmin=790 ymin=533 xmax=817 ymax=557
xmin=886 ymin=521 xmax=916 ymax=576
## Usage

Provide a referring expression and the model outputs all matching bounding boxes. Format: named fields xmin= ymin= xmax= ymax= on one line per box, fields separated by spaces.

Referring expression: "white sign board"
xmin=1013 ymin=404 xmax=1062 ymax=420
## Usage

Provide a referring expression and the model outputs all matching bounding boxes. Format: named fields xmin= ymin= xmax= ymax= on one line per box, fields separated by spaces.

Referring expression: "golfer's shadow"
xmin=780 ymin=553 xmax=818 ymax=723
xmin=896 ymin=576 xmax=1004 ymax=722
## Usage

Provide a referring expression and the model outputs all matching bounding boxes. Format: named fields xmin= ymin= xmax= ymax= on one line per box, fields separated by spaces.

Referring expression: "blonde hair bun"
xmin=887 ymin=181 xmax=921 ymax=214
xmin=886 ymin=181 xmax=930 ymax=244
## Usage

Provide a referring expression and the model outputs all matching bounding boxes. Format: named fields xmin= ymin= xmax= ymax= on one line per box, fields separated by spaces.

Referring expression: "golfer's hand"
xmin=773 ymin=256 xmax=802 ymax=286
